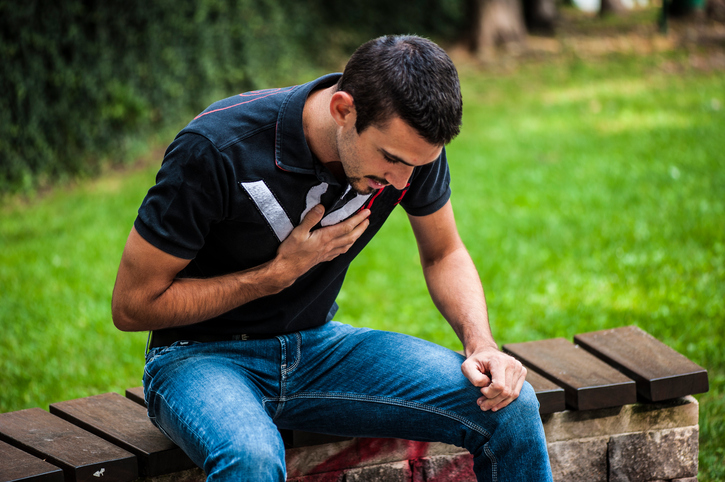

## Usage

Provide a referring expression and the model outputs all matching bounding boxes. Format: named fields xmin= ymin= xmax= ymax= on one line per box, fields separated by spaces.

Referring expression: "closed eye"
xmin=380 ymin=149 xmax=415 ymax=167
xmin=384 ymin=155 xmax=400 ymax=165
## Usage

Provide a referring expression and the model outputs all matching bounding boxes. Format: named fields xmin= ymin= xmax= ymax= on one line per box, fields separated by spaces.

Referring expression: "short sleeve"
xmin=134 ymin=133 xmax=231 ymax=259
xmin=399 ymin=147 xmax=452 ymax=217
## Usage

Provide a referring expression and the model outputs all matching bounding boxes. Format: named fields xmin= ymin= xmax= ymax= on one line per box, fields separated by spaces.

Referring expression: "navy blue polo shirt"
xmin=135 ymin=73 xmax=451 ymax=335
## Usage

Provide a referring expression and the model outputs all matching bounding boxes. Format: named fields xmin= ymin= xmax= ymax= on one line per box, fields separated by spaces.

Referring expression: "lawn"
xmin=1 ymin=26 xmax=723 ymax=479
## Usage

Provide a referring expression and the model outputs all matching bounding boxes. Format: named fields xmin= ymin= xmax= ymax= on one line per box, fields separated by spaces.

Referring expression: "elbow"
xmin=111 ymin=296 xmax=144 ymax=332
xmin=112 ymin=309 xmax=136 ymax=332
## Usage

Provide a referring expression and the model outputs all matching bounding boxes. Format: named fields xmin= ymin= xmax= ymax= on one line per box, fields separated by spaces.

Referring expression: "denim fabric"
xmin=143 ymin=321 xmax=552 ymax=482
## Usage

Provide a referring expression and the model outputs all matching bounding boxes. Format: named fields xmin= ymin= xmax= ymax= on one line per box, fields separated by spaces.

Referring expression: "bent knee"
xmin=515 ymin=381 xmax=540 ymax=412
xmin=486 ymin=381 xmax=541 ymax=428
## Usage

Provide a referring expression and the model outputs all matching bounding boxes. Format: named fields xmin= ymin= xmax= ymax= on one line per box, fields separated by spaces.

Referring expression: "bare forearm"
xmin=422 ymin=247 xmax=497 ymax=356
xmin=112 ymin=259 xmax=288 ymax=332
xmin=425 ymin=247 xmax=528 ymax=411
xmin=410 ymin=203 xmax=525 ymax=410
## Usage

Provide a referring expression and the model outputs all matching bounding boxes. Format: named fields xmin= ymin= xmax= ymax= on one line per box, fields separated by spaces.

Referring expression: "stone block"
xmin=547 ymin=436 xmax=609 ymax=482
xmin=672 ymin=478 xmax=698 ymax=481
xmin=285 ymin=438 xmax=464 ymax=477
xmin=287 ymin=470 xmax=345 ymax=481
xmin=410 ymin=453 xmax=475 ymax=482
xmin=344 ymin=461 xmax=412 ymax=481
xmin=608 ymin=426 xmax=699 ymax=482
xmin=542 ymin=396 xmax=699 ymax=443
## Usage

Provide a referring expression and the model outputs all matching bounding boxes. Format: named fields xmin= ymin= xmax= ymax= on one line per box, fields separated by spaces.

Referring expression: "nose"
xmin=386 ymin=165 xmax=414 ymax=190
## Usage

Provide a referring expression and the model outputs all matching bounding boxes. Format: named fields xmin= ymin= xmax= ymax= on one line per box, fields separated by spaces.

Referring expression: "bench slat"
xmin=50 ymin=393 xmax=196 ymax=477
xmin=124 ymin=387 xmax=145 ymax=407
xmin=0 ymin=408 xmax=137 ymax=482
xmin=0 ymin=440 xmax=64 ymax=482
xmin=503 ymin=338 xmax=637 ymax=410
xmin=574 ymin=325 xmax=709 ymax=401
xmin=525 ymin=368 xmax=566 ymax=414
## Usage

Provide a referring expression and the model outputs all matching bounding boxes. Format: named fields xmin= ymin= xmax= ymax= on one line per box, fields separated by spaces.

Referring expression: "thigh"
xmin=278 ymin=323 xmax=550 ymax=481
xmin=279 ymin=323 xmax=494 ymax=442
xmin=143 ymin=342 xmax=286 ymax=481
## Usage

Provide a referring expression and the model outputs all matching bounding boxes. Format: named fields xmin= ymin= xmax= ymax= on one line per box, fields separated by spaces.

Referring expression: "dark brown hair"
xmin=337 ymin=35 xmax=463 ymax=146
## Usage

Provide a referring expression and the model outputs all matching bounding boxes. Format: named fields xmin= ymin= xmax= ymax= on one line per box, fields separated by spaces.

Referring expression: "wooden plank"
xmin=574 ymin=325 xmax=709 ymax=401
xmin=50 ymin=393 xmax=196 ymax=477
xmin=0 ymin=440 xmax=64 ymax=482
xmin=525 ymin=368 xmax=566 ymax=414
xmin=124 ymin=387 xmax=145 ymax=407
xmin=503 ymin=338 xmax=637 ymax=410
xmin=0 ymin=408 xmax=137 ymax=482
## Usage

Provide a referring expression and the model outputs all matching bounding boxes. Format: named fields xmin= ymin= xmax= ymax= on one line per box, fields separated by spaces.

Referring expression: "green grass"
xmin=1 ymin=49 xmax=723 ymax=478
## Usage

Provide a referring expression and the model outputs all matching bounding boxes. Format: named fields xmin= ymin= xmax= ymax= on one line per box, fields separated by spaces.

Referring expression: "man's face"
xmin=335 ymin=116 xmax=443 ymax=195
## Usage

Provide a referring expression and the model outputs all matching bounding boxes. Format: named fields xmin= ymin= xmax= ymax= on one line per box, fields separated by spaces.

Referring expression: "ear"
xmin=329 ymin=91 xmax=356 ymax=128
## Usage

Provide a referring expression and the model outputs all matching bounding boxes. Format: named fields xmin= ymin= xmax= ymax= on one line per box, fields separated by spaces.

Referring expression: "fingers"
xmin=311 ymin=208 xmax=370 ymax=260
xmin=329 ymin=215 xmax=370 ymax=256
xmin=478 ymin=364 xmax=526 ymax=412
xmin=299 ymin=204 xmax=325 ymax=231
xmin=461 ymin=358 xmax=492 ymax=388
xmin=278 ymin=207 xmax=370 ymax=272
xmin=463 ymin=349 xmax=527 ymax=412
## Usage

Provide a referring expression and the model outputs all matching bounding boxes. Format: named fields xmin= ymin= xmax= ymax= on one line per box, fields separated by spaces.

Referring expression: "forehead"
xmin=366 ymin=117 xmax=443 ymax=166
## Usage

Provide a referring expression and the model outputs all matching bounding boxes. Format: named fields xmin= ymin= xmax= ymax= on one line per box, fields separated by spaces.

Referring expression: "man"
xmin=112 ymin=35 xmax=552 ymax=481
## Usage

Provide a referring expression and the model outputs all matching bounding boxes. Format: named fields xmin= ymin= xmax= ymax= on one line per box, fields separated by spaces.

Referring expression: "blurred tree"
xmin=600 ymin=0 xmax=628 ymax=16
xmin=468 ymin=0 xmax=528 ymax=57
xmin=707 ymin=0 xmax=725 ymax=20
xmin=522 ymin=0 xmax=558 ymax=34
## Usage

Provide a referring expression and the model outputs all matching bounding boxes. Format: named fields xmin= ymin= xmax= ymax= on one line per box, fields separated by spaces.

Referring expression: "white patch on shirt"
xmin=241 ymin=181 xmax=372 ymax=242
xmin=241 ymin=180 xmax=294 ymax=241
xmin=300 ymin=182 xmax=329 ymax=223
xmin=321 ymin=190 xmax=371 ymax=227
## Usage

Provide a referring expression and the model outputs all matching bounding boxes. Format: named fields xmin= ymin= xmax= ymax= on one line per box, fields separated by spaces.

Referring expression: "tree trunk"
xmin=600 ymin=0 xmax=627 ymax=16
xmin=522 ymin=0 xmax=557 ymax=35
xmin=707 ymin=0 xmax=725 ymax=21
xmin=469 ymin=0 xmax=528 ymax=58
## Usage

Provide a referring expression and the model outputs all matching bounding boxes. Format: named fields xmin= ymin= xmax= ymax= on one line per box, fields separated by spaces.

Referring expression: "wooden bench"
xmin=0 ymin=325 xmax=708 ymax=482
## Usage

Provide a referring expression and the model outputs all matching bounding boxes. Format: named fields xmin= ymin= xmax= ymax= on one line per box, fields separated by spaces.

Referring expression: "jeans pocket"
xmin=145 ymin=346 xmax=165 ymax=364
xmin=146 ymin=340 xmax=201 ymax=362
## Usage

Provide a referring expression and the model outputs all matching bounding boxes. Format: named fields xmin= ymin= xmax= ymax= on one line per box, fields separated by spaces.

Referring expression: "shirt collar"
xmin=275 ymin=73 xmax=342 ymax=180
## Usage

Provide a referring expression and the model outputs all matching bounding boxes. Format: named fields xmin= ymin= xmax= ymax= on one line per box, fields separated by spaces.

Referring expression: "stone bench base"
xmin=545 ymin=395 xmax=699 ymax=481
xmin=140 ymin=396 xmax=699 ymax=482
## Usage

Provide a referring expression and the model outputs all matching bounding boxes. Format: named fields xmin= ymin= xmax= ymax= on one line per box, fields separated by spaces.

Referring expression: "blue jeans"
xmin=143 ymin=321 xmax=552 ymax=481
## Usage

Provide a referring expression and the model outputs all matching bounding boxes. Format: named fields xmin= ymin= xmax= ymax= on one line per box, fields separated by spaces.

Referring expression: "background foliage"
xmin=0 ymin=0 xmax=466 ymax=194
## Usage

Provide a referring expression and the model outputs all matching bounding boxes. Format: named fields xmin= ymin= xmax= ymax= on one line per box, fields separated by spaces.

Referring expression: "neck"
xmin=303 ymin=86 xmax=340 ymax=169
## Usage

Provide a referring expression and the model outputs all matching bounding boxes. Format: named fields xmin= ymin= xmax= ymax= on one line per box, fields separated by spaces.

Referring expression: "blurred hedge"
xmin=0 ymin=0 xmax=465 ymax=194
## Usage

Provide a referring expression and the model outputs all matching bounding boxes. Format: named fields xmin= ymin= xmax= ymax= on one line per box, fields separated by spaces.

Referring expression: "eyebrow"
xmin=379 ymin=148 xmax=417 ymax=167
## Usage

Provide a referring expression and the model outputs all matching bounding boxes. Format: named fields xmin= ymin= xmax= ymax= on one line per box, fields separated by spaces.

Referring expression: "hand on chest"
xmin=240 ymin=180 xmax=383 ymax=242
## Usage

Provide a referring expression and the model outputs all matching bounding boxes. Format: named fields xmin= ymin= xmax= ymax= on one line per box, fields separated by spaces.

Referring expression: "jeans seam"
xmin=276 ymin=391 xmax=493 ymax=439
xmin=148 ymin=389 xmax=206 ymax=454
xmin=274 ymin=337 xmax=287 ymax=420
xmin=484 ymin=443 xmax=499 ymax=482
xmin=281 ymin=332 xmax=302 ymax=375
